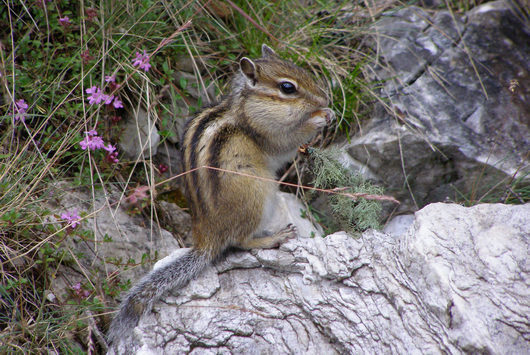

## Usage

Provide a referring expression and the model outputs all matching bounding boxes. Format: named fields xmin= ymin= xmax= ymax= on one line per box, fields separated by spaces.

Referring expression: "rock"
xmin=383 ymin=214 xmax=414 ymax=237
xmin=173 ymin=71 xmax=216 ymax=105
xmin=155 ymin=200 xmax=193 ymax=246
xmin=417 ymin=0 xmax=444 ymax=8
xmin=119 ymin=107 xmax=160 ymax=159
xmin=344 ymin=1 xmax=529 ymax=213
xmin=261 ymin=191 xmax=323 ymax=238
xmin=152 ymin=142 xmax=183 ymax=187
xmin=109 ymin=202 xmax=530 ymax=354
xmin=46 ymin=182 xmax=180 ymax=302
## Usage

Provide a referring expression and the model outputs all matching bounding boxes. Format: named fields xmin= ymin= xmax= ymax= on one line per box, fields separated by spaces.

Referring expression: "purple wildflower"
xmin=79 ymin=131 xmax=119 ymax=164
xmin=86 ymin=86 xmax=123 ymax=109
xmin=14 ymin=99 xmax=29 ymax=122
xmin=158 ymin=163 xmax=168 ymax=174
xmin=103 ymin=94 xmax=114 ymax=105
xmin=103 ymin=144 xmax=116 ymax=153
xmin=86 ymin=86 xmax=104 ymax=105
xmin=59 ymin=16 xmax=71 ymax=26
xmin=71 ymin=282 xmax=90 ymax=299
xmin=105 ymin=75 xmax=116 ymax=83
xmin=79 ymin=130 xmax=105 ymax=150
xmin=106 ymin=151 xmax=119 ymax=164
xmin=132 ymin=50 xmax=151 ymax=72
xmin=103 ymin=144 xmax=119 ymax=163
xmin=112 ymin=97 xmax=123 ymax=109
xmin=61 ymin=209 xmax=81 ymax=228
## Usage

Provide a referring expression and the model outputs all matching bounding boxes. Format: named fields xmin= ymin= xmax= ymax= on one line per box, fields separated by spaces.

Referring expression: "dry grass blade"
xmin=224 ymin=0 xmax=279 ymax=42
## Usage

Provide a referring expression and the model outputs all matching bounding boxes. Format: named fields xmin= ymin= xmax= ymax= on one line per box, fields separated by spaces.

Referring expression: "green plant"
xmin=309 ymin=147 xmax=383 ymax=234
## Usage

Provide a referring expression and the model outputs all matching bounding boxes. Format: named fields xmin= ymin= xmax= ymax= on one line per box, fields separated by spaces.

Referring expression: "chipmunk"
xmin=107 ymin=44 xmax=334 ymax=345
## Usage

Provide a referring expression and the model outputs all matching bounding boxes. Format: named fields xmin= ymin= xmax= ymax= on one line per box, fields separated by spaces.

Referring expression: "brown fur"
xmin=107 ymin=44 xmax=334 ymax=345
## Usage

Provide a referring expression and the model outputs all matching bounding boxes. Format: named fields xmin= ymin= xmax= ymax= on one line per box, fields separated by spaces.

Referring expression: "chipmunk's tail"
xmin=107 ymin=248 xmax=211 ymax=345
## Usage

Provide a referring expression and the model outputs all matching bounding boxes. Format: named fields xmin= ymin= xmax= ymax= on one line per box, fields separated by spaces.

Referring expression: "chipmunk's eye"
xmin=279 ymin=81 xmax=297 ymax=94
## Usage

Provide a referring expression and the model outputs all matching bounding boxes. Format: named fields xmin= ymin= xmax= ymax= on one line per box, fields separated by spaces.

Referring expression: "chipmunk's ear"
xmin=240 ymin=57 xmax=257 ymax=85
xmin=261 ymin=44 xmax=277 ymax=58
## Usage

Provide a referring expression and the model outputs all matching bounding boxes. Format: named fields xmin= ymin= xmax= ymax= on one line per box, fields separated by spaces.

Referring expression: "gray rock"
xmin=346 ymin=0 xmax=529 ymax=213
xmin=109 ymin=202 xmax=530 ymax=354
xmin=173 ymin=71 xmax=216 ymax=105
xmin=156 ymin=200 xmax=193 ymax=246
xmin=46 ymin=182 xmax=181 ymax=301
xmin=383 ymin=214 xmax=414 ymax=237
xmin=119 ymin=107 xmax=160 ymax=159
xmin=152 ymin=142 xmax=184 ymax=190
xmin=261 ymin=191 xmax=323 ymax=239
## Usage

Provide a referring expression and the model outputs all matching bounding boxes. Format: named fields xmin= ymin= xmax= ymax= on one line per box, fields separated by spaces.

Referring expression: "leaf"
xmin=179 ymin=77 xmax=187 ymax=90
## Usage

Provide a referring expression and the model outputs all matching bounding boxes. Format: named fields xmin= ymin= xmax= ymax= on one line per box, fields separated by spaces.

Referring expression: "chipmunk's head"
xmin=233 ymin=44 xmax=334 ymax=145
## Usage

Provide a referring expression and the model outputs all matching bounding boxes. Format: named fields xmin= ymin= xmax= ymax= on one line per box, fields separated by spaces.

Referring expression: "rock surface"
xmin=119 ymin=107 xmax=160 ymax=159
xmin=344 ymin=0 xmax=529 ymax=213
xmin=109 ymin=202 xmax=530 ymax=354
xmin=46 ymin=182 xmax=181 ymax=302
xmin=45 ymin=182 xmax=319 ymax=308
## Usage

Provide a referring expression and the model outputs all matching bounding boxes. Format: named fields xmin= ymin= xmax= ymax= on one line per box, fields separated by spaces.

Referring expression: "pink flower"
xmin=79 ymin=130 xmax=105 ymax=150
xmin=79 ymin=131 xmax=119 ymax=164
xmin=86 ymin=86 xmax=123 ymax=108
xmin=59 ymin=16 xmax=71 ymax=26
xmin=158 ymin=163 xmax=168 ymax=174
xmin=132 ymin=50 xmax=151 ymax=72
xmin=106 ymin=151 xmax=119 ymax=164
xmin=105 ymin=75 xmax=116 ymax=83
xmin=71 ymin=282 xmax=90 ymax=299
xmin=126 ymin=186 xmax=150 ymax=204
xmin=103 ymin=144 xmax=116 ymax=153
xmin=14 ymin=99 xmax=28 ymax=122
xmin=112 ymin=97 xmax=123 ymax=109
xmin=86 ymin=86 xmax=104 ymax=105
xmin=103 ymin=94 xmax=114 ymax=105
xmin=61 ymin=209 xmax=81 ymax=228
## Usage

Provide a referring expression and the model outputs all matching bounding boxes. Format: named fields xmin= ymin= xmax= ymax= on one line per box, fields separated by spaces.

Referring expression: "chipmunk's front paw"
xmin=270 ymin=223 xmax=298 ymax=247
xmin=280 ymin=223 xmax=298 ymax=240
xmin=309 ymin=108 xmax=335 ymax=129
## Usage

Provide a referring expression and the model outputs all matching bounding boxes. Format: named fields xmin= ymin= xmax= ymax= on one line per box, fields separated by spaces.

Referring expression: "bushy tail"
xmin=107 ymin=248 xmax=211 ymax=344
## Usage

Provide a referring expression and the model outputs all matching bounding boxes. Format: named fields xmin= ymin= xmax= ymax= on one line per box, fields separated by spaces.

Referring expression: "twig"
xmin=156 ymin=165 xmax=400 ymax=204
